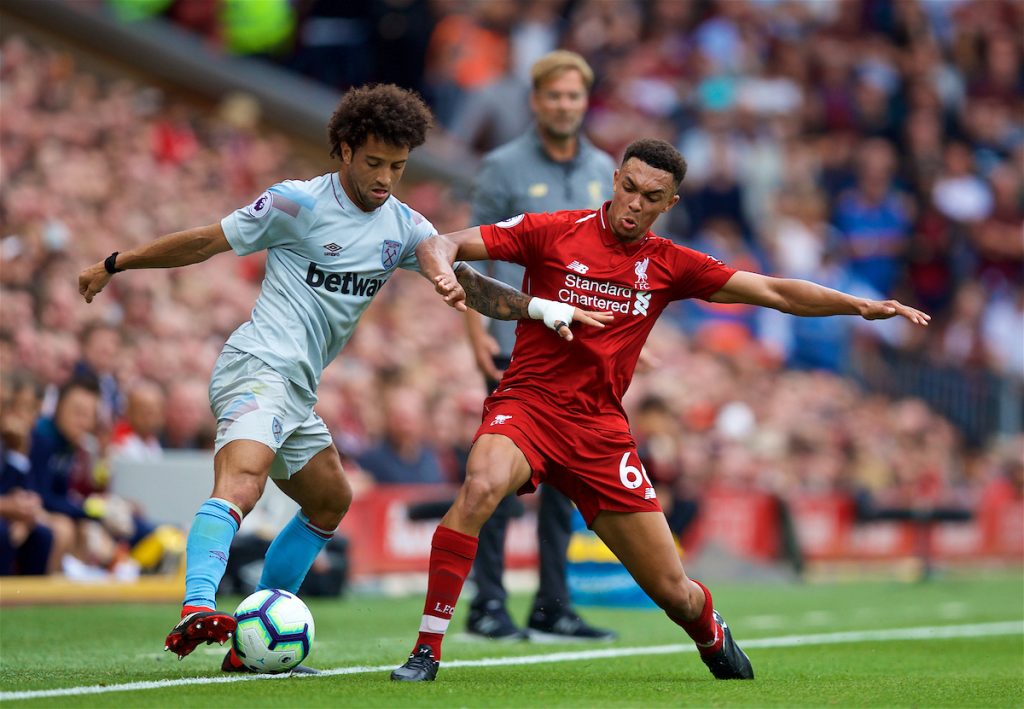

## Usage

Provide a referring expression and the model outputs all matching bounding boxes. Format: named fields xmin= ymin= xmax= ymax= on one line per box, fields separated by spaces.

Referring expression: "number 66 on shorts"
xmin=618 ymin=451 xmax=653 ymax=491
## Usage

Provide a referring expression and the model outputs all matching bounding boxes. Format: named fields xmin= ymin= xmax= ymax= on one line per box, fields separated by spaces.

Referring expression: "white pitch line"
xmin=2 ymin=621 xmax=1020 ymax=702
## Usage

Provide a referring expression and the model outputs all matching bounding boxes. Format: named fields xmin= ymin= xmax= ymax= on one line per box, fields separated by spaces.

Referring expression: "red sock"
xmin=181 ymin=604 xmax=214 ymax=618
xmin=667 ymin=579 xmax=722 ymax=656
xmin=414 ymin=525 xmax=478 ymax=661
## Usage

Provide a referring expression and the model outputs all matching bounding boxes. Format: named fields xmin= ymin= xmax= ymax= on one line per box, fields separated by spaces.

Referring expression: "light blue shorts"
xmin=209 ymin=348 xmax=332 ymax=479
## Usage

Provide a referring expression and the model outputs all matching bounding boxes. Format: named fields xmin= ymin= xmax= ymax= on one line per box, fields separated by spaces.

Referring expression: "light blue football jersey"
xmin=220 ymin=172 xmax=435 ymax=393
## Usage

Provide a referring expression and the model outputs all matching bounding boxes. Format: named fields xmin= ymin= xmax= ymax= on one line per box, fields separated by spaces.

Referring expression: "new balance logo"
xmin=644 ymin=487 xmax=657 ymax=500
xmin=490 ymin=414 xmax=512 ymax=426
xmin=632 ymin=292 xmax=651 ymax=316
xmin=305 ymin=262 xmax=383 ymax=297
xmin=567 ymin=260 xmax=590 ymax=274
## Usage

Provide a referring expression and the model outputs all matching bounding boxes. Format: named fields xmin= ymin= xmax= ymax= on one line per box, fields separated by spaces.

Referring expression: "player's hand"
xmin=470 ymin=331 xmax=503 ymax=381
xmin=860 ymin=299 xmax=931 ymax=326
xmin=79 ymin=262 xmax=113 ymax=303
xmin=433 ymin=273 xmax=467 ymax=311
xmin=553 ymin=308 xmax=613 ymax=341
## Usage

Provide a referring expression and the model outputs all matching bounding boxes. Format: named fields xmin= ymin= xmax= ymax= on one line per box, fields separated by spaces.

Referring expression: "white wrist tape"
xmin=528 ymin=297 xmax=574 ymax=332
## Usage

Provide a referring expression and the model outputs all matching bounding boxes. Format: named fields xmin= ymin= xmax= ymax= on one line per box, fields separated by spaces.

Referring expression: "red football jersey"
xmin=480 ymin=204 xmax=736 ymax=432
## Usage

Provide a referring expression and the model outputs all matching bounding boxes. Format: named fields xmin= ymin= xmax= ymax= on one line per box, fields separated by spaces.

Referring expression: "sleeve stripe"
xmin=269 ymin=184 xmax=316 ymax=210
xmin=271 ymin=194 xmax=301 ymax=217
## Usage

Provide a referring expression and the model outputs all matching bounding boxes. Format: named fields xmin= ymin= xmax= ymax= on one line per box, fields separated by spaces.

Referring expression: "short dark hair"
xmin=621 ymin=138 xmax=688 ymax=187
xmin=57 ymin=375 xmax=100 ymax=404
xmin=327 ymin=84 xmax=433 ymax=159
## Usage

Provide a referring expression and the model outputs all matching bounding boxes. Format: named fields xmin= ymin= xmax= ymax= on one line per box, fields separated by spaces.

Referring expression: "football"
xmin=232 ymin=589 xmax=315 ymax=673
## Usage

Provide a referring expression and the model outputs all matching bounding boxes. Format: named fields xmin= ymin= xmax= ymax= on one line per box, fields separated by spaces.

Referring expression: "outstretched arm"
xmin=79 ymin=223 xmax=232 ymax=303
xmin=709 ymin=271 xmax=930 ymax=325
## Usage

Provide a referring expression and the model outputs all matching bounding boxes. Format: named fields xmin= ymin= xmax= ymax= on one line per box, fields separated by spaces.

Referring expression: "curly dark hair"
xmin=327 ymin=84 xmax=433 ymax=159
xmin=621 ymin=138 xmax=688 ymax=187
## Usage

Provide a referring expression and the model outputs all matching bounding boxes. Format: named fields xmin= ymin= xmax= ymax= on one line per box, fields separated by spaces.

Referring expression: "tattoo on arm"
xmin=455 ymin=263 xmax=532 ymax=320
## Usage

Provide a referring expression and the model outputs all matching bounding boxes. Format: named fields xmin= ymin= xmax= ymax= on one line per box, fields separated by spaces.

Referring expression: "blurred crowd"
xmin=100 ymin=0 xmax=1023 ymax=377
xmin=2 ymin=0 xmax=1022 ymax=578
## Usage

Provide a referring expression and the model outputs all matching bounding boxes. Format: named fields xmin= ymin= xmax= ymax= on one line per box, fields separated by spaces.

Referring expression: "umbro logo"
xmin=323 ymin=242 xmax=343 ymax=257
xmin=567 ymin=260 xmax=589 ymax=274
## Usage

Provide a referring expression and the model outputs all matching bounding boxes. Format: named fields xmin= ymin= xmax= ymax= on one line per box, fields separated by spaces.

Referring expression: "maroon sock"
xmin=667 ymin=579 xmax=723 ymax=656
xmin=413 ymin=525 xmax=478 ymax=661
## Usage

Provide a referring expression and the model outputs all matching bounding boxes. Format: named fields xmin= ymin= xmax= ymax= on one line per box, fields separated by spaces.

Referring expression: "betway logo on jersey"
xmin=559 ymin=273 xmax=650 ymax=317
xmin=305 ymin=263 xmax=383 ymax=297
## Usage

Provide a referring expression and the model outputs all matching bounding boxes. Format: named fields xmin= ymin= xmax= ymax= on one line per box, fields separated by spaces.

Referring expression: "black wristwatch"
xmin=103 ymin=251 xmax=125 ymax=274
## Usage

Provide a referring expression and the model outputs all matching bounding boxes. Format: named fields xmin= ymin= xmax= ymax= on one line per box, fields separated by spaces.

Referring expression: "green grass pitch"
xmin=1 ymin=573 xmax=1021 ymax=707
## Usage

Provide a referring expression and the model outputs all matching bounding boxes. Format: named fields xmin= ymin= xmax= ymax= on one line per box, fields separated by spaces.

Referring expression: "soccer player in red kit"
xmin=392 ymin=138 xmax=931 ymax=682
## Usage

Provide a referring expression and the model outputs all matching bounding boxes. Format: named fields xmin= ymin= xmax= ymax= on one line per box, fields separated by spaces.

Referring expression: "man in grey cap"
xmin=464 ymin=49 xmax=617 ymax=642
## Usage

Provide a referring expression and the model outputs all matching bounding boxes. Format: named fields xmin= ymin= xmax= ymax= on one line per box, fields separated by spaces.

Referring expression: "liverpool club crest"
xmin=634 ymin=257 xmax=650 ymax=290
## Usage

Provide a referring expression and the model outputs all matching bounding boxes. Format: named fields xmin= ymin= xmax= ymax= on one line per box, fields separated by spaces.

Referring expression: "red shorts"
xmin=473 ymin=394 xmax=662 ymax=527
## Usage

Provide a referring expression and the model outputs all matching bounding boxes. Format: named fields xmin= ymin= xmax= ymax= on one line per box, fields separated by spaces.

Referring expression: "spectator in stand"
xmin=30 ymin=377 xmax=158 ymax=578
xmin=931 ymin=140 xmax=994 ymax=225
xmin=28 ymin=377 xmax=112 ymax=570
xmin=970 ymin=163 xmax=1023 ymax=291
xmin=109 ymin=380 xmax=165 ymax=461
xmin=357 ymin=386 xmax=445 ymax=485
xmin=832 ymin=138 xmax=914 ymax=295
xmin=938 ymin=282 xmax=990 ymax=370
xmin=0 ymin=374 xmax=53 ymax=575
xmin=0 ymin=475 xmax=52 ymax=576
xmin=73 ymin=321 xmax=124 ymax=425
xmin=162 ymin=379 xmax=215 ymax=450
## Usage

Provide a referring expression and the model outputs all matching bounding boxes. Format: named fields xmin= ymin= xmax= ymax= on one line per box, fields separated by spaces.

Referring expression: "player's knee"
xmin=214 ymin=466 xmax=268 ymax=515
xmin=308 ymin=473 xmax=352 ymax=530
xmin=460 ymin=474 xmax=506 ymax=515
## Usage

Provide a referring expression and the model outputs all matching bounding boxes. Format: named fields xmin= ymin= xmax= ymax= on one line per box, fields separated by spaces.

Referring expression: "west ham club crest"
xmin=381 ymin=240 xmax=401 ymax=269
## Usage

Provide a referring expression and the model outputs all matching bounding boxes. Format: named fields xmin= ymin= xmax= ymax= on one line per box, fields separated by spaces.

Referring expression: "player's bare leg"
xmin=166 ymin=440 xmax=273 ymax=659
xmin=591 ymin=510 xmax=753 ymax=679
xmin=271 ymin=444 xmax=352 ymax=537
xmin=391 ymin=434 xmax=533 ymax=682
xmin=222 ymin=445 xmax=351 ymax=674
xmin=441 ymin=435 xmax=533 ymax=535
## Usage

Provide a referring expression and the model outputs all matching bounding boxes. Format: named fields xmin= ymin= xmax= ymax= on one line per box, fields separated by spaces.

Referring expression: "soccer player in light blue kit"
xmin=78 ymin=84 xmax=610 ymax=673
